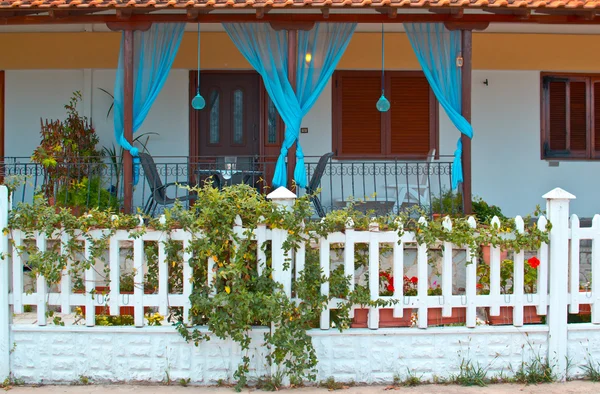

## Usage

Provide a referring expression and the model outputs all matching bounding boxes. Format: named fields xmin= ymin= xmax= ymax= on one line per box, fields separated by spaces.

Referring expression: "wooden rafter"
xmin=429 ymin=7 xmax=464 ymax=19
xmin=482 ymin=7 xmax=531 ymax=20
xmin=3 ymin=11 xmax=600 ymax=24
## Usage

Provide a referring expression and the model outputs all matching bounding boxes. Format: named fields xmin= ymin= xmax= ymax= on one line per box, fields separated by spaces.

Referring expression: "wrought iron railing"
xmin=0 ymin=155 xmax=459 ymax=217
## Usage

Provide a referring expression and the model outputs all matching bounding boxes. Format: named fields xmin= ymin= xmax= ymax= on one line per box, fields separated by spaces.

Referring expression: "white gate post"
xmin=0 ymin=186 xmax=10 ymax=379
xmin=543 ymin=187 xmax=576 ymax=381
xmin=267 ymin=187 xmax=297 ymax=299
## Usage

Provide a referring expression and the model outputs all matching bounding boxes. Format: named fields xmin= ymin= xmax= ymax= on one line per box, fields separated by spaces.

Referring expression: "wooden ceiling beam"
xmin=482 ymin=7 xmax=531 ymax=19
xmin=2 ymin=11 xmax=600 ymax=24
xmin=375 ymin=7 xmax=398 ymax=18
xmin=429 ymin=7 xmax=464 ymax=19
xmin=534 ymin=8 xmax=596 ymax=19
xmin=116 ymin=8 xmax=133 ymax=20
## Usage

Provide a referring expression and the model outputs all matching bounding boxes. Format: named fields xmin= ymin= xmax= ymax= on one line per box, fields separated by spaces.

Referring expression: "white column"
xmin=0 ymin=186 xmax=9 ymax=379
xmin=543 ymin=187 xmax=576 ymax=381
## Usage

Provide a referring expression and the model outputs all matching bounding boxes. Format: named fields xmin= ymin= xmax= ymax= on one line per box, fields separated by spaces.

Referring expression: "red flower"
xmin=527 ymin=257 xmax=541 ymax=269
xmin=476 ymin=283 xmax=484 ymax=289
xmin=380 ymin=272 xmax=390 ymax=279
xmin=410 ymin=276 xmax=418 ymax=284
xmin=389 ymin=277 xmax=394 ymax=286
xmin=387 ymin=284 xmax=395 ymax=292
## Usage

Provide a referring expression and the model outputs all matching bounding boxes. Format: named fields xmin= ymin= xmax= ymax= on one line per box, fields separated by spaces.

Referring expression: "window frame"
xmin=332 ymin=70 xmax=439 ymax=160
xmin=540 ymin=72 xmax=600 ymax=161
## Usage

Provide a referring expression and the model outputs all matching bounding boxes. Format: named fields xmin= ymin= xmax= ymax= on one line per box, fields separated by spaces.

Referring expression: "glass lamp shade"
xmin=376 ymin=94 xmax=390 ymax=112
xmin=192 ymin=93 xmax=206 ymax=110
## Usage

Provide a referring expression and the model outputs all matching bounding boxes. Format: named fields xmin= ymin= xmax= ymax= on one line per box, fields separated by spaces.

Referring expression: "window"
xmin=332 ymin=71 xmax=438 ymax=159
xmin=541 ymin=73 xmax=600 ymax=160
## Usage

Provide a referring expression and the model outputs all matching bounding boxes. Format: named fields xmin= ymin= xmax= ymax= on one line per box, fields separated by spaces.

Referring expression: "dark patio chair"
xmin=305 ymin=152 xmax=334 ymax=218
xmin=138 ymin=153 xmax=196 ymax=216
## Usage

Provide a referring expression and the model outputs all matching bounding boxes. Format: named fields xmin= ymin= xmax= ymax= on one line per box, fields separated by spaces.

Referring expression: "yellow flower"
xmin=225 ymin=286 xmax=231 ymax=294
xmin=171 ymin=261 xmax=176 ymax=268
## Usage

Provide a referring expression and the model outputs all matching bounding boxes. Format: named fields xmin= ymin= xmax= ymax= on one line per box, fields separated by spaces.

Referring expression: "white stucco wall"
xmin=5 ymin=68 xmax=599 ymax=216
xmin=10 ymin=325 xmax=554 ymax=384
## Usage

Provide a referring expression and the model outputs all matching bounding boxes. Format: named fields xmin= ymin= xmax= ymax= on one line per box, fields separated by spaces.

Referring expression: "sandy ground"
xmin=5 ymin=382 xmax=600 ymax=394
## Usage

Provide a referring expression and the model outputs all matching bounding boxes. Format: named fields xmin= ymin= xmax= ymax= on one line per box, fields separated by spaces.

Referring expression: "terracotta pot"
xmin=427 ymin=307 xmax=467 ymax=326
xmin=576 ymin=304 xmax=591 ymax=316
xmin=351 ymin=308 xmax=412 ymax=328
xmin=487 ymin=306 xmax=542 ymax=325
xmin=481 ymin=244 xmax=508 ymax=265
xmin=432 ymin=213 xmax=442 ymax=221
xmin=76 ymin=286 xmax=153 ymax=316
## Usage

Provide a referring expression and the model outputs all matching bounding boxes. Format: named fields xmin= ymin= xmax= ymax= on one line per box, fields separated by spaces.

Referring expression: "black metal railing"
xmin=0 ymin=155 xmax=460 ymax=217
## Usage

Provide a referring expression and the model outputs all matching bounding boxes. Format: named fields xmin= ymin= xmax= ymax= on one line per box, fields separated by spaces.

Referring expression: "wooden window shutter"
xmin=335 ymin=72 xmax=382 ymax=156
xmin=594 ymin=80 xmax=600 ymax=153
xmin=389 ymin=75 xmax=432 ymax=156
xmin=546 ymin=79 xmax=568 ymax=152
xmin=569 ymin=81 xmax=588 ymax=152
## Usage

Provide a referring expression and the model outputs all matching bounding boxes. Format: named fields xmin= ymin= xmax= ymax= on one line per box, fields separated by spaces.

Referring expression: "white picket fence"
xmin=0 ymin=186 xmax=595 ymax=379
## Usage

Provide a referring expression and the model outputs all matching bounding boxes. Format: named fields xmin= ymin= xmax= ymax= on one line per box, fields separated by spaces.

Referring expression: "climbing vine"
xmin=5 ymin=184 xmax=550 ymax=390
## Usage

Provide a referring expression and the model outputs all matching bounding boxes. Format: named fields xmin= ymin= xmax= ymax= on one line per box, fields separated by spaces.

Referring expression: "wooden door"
xmin=191 ymin=72 xmax=260 ymax=157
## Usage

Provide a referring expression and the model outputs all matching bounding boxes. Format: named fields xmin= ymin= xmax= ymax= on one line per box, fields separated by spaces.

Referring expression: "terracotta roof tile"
xmin=2 ymin=0 xmax=600 ymax=9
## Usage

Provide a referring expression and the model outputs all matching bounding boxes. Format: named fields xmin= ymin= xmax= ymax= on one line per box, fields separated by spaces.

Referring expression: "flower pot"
xmin=351 ymin=308 xmax=412 ymax=328
xmin=487 ymin=306 xmax=542 ymax=325
xmin=575 ymin=304 xmax=591 ymax=316
xmin=427 ymin=307 xmax=466 ymax=326
xmin=76 ymin=286 xmax=153 ymax=316
xmin=481 ymin=244 xmax=508 ymax=265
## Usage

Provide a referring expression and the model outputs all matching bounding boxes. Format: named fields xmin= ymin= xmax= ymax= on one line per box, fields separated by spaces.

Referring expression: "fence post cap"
xmin=267 ymin=187 xmax=297 ymax=201
xmin=542 ymin=188 xmax=576 ymax=200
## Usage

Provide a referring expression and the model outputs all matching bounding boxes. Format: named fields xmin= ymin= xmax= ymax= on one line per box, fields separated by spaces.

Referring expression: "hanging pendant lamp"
xmin=376 ymin=23 xmax=390 ymax=113
xmin=191 ymin=23 xmax=206 ymax=110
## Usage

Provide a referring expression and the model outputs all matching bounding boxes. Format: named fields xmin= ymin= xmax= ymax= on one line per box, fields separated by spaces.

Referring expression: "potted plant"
xmin=95 ymin=271 xmax=156 ymax=316
xmin=473 ymin=197 xmax=508 ymax=265
xmin=426 ymin=281 xmax=467 ymax=326
xmin=351 ymin=272 xmax=415 ymax=328
xmin=477 ymin=256 xmax=542 ymax=325
xmin=430 ymin=190 xmax=463 ymax=219
xmin=31 ymin=91 xmax=103 ymax=210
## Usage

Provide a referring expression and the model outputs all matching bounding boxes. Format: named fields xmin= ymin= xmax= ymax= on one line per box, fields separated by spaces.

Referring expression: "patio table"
xmin=196 ymin=168 xmax=263 ymax=188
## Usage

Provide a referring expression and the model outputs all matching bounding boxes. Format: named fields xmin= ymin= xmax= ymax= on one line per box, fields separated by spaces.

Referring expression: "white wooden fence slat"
xmin=109 ymin=236 xmax=120 ymax=316
xmin=208 ymin=256 xmax=216 ymax=296
xmin=591 ymin=215 xmax=600 ymax=324
xmin=417 ymin=217 xmax=428 ymax=329
xmin=537 ymin=216 xmax=549 ymax=315
xmin=183 ymin=235 xmax=192 ymax=325
xmin=60 ymin=232 xmax=71 ymax=314
xmin=392 ymin=230 xmax=403 ymax=319
xmin=569 ymin=215 xmax=580 ymax=314
xmin=84 ymin=238 xmax=95 ymax=327
xmin=344 ymin=219 xmax=355 ymax=294
xmin=35 ymin=232 xmax=47 ymax=326
xmin=442 ymin=216 xmax=453 ymax=318
xmin=368 ymin=222 xmax=380 ymax=330
xmin=513 ymin=216 xmax=525 ymax=327
xmin=319 ymin=236 xmax=330 ymax=330
xmin=272 ymin=228 xmax=284 ymax=295
xmin=11 ymin=231 xmax=23 ymax=314
xmin=256 ymin=222 xmax=267 ymax=277
xmin=158 ymin=238 xmax=168 ymax=316
xmin=133 ymin=236 xmax=144 ymax=327
xmin=465 ymin=216 xmax=477 ymax=328
xmin=489 ymin=216 xmax=502 ymax=317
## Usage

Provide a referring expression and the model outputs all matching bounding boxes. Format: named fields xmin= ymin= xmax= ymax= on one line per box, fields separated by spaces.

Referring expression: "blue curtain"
xmin=404 ymin=23 xmax=473 ymax=190
xmin=114 ymin=23 xmax=185 ymax=184
xmin=223 ymin=22 xmax=356 ymax=188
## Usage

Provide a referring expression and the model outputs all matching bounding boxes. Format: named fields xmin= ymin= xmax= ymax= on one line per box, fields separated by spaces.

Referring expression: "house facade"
xmin=2 ymin=21 xmax=600 ymax=216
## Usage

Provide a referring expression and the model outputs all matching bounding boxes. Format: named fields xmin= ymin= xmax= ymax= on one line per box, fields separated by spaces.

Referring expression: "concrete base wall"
xmin=11 ymin=324 xmax=592 ymax=385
